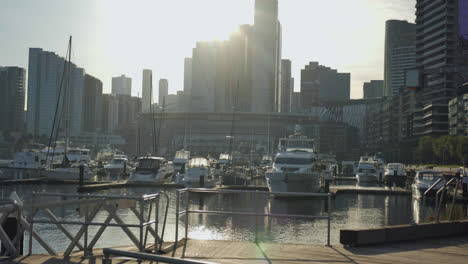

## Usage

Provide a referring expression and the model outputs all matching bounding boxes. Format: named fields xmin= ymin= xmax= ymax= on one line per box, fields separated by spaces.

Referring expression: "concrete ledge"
xmin=341 ymin=220 xmax=468 ymax=246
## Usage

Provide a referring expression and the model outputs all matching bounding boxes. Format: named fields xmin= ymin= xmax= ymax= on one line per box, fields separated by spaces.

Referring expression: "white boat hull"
xmin=128 ymin=172 xmax=173 ymax=183
xmin=265 ymin=172 xmax=321 ymax=194
xmin=45 ymin=169 xmax=94 ymax=180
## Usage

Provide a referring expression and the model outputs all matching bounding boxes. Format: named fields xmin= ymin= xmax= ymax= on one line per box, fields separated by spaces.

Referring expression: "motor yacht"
xmin=183 ymin=157 xmax=216 ymax=188
xmin=104 ymin=154 xmax=129 ymax=175
xmin=356 ymin=157 xmax=378 ymax=183
xmin=411 ymin=170 xmax=445 ymax=198
xmin=383 ymin=163 xmax=406 ymax=187
xmin=128 ymin=157 xmax=174 ymax=183
xmin=173 ymin=150 xmax=190 ymax=174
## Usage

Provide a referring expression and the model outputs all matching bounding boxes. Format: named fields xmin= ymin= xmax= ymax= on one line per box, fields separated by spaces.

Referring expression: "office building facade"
xmin=158 ymin=78 xmax=169 ymax=106
xmin=0 ymin=66 xmax=25 ymax=133
xmin=142 ymin=69 xmax=152 ymax=113
xmin=384 ymin=20 xmax=416 ymax=96
xmin=112 ymin=74 xmax=132 ymax=96
xmin=363 ymin=80 xmax=384 ymax=99
xmin=279 ymin=59 xmax=292 ymax=112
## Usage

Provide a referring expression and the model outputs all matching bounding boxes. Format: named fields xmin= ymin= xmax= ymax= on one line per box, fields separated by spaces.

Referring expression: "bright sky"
xmin=0 ymin=0 xmax=415 ymax=100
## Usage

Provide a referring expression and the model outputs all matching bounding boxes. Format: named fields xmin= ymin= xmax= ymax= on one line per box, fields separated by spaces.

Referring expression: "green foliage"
xmin=456 ymin=136 xmax=468 ymax=165
xmin=417 ymin=136 xmax=434 ymax=163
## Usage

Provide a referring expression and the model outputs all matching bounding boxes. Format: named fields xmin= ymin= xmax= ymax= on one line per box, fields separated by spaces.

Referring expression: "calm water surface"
xmin=0 ymin=183 xmax=442 ymax=253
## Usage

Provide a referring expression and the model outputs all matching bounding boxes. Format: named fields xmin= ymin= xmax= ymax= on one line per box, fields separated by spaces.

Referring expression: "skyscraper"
xmin=300 ymin=62 xmax=350 ymax=109
xmin=112 ymin=74 xmax=132 ymax=96
xmin=0 ymin=66 xmax=25 ymax=133
xmin=384 ymin=20 xmax=416 ymax=97
xmin=83 ymin=74 xmax=103 ymax=132
xmin=142 ymin=69 xmax=152 ymax=113
xmin=27 ymin=48 xmax=86 ymax=136
xmin=363 ymin=80 xmax=384 ymax=99
xmin=252 ymin=0 xmax=282 ymax=113
xmin=183 ymin=58 xmax=192 ymax=95
xmin=159 ymin=78 xmax=168 ymax=106
xmin=414 ymin=0 xmax=468 ymax=137
xmin=191 ymin=41 xmax=218 ymax=112
xmin=279 ymin=59 xmax=292 ymax=112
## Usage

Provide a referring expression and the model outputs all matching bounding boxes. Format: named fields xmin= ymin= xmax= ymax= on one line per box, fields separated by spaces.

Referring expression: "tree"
xmin=456 ymin=137 xmax=468 ymax=165
xmin=417 ymin=136 xmax=434 ymax=164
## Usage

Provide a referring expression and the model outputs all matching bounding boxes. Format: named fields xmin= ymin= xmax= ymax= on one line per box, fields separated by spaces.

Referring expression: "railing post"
xmin=139 ymin=199 xmax=144 ymax=252
xmin=84 ymin=201 xmax=89 ymax=257
xmin=182 ymin=190 xmax=189 ymax=258
xmin=255 ymin=191 xmax=258 ymax=244
xmin=449 ymin=179 xmax=459 ymax=220
xmin=155 ymin=197 xmax=159 ymax=253
xmin=173 ymin=190 xmax=180 ymax=257
xmin=327 ymin=193 xmax=331 ymax=246
xmin=28 ymin=192 xmax=35 ymax=255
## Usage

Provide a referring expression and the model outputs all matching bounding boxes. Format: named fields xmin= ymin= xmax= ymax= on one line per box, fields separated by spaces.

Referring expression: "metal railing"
xmin=28 ymin=191 xmax=169 ymax=257
xmin=0 ymin=198 xmax=23 ymax=257
xmin=173 ymin=188 xmax=332 ymax=258
xmin=102 ymin=248 xmax=219 ymax=264
xmin=421 ymin=177 xmax=461 ymax=222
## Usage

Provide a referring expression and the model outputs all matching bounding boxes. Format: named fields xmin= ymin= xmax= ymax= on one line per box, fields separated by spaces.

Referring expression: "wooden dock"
xmin=9 ymin=236 xmax=468 ymax=264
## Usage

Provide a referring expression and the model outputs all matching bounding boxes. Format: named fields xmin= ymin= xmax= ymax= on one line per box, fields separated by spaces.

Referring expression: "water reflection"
xmin=0 ymin=183 xmax=458 ymax=252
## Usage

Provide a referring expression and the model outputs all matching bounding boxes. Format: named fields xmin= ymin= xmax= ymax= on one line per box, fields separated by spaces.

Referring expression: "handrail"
xmin=421 ymin=178 xmax=444 ymax=218
xmin=103 ymin=248 xmax=219 ymax=264
xmin=435 ymin=177 xmax=458 ymax=222
xmin=28 ymin=191 xmax=167 ymax=258
xmin=173 ymin=188 xmax=333 ymax=258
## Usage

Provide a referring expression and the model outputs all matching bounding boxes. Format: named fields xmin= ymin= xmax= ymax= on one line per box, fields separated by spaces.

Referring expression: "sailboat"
xmin=43 ymin=36 xmax=94 ymax=181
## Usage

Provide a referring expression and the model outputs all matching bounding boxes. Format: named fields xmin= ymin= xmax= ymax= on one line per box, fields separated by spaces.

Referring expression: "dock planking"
xmin=9 ymin=236 xmax=468 ymax=264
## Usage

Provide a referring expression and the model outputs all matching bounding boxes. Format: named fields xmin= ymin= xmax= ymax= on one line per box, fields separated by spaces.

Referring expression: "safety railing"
xmin=435 ymin=177 xmax=459 ymax=222
xmin=172 ymin=188 xmax=332 ymax=258
xmin=421 ymin=178 xmax=443 ymax=218
xmin=28 ymin=191 xmax=169 ymax=257
xmin=102 ymin=248 xmax=219 ymax=264
xmin=0 ymin=198 xmax=23 ymax=257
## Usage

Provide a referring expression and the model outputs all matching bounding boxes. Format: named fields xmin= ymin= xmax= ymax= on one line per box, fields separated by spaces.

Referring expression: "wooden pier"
xmin=9 ymin=236 xmax=468 ymax=264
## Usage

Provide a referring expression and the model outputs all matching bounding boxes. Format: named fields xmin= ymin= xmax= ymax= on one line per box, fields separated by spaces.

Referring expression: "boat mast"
xmin=64 ymin=36 xmax=72 ymax=157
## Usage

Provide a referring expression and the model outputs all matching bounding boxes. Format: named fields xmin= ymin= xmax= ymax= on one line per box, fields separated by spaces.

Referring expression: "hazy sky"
xmin=0 ymin=0 xmax=415 ymax=100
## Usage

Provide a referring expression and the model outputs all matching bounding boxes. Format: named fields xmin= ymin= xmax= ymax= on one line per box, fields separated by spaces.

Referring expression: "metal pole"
xmin=84 ymin=202 xmax=89 ymax=257
xmin=327 ymin=193 xmax=331 ymax=246
xmin=255 ymin=191 xmax=258 ymax=244
xmin=155 ymin=197 xmax=159 ymax=253
xmin=29 ymin=193 xmax=35 ymax=255
xmin=173 ymin=190 xmax=180 ymax=257
xmin=182 ymin=190 xmax=189 ymax=258
xmin=139 ymin=200 xmax=144 ymax=252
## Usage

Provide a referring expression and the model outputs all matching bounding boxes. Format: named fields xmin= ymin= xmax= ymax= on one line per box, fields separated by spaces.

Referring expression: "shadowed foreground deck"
xmin=9 ymin=236 xmax=468 ymax=264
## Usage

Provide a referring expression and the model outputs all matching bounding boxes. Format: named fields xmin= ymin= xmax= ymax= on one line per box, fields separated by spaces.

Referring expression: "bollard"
xmin=1 ymin=217 xmax=24 ymax=256
xmin=79 ymin=164 xmax=84 ymax=186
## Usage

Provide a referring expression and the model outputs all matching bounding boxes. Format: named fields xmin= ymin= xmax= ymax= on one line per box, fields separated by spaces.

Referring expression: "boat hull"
xmin=356 ymin=173 xmax=378 ymax=183
xmin=44 ymin=169 xmax=94 ymax=181
xmin=265 ymin=172 xmax=321 ymax=195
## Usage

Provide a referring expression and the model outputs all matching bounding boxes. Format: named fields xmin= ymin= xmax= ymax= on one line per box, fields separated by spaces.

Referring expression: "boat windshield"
xmin=275 ymin=157 xmax=315 ymax=165
xmin=137 ymin=159 xmax=160 ymax=169
xmin=358 ymin=168 xmax=375 ymax=173
xmin=187 ymin=158 xmax=209 ymax=168
xmin=418 ymin=172 xmax=441 ymax=181
xmin=387 ymin=164 xmax=404 ymax=171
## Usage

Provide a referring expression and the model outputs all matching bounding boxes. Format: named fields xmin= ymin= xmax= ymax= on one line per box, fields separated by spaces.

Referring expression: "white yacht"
xmin=45 ymin=163 xmax=95 ymax=181
xmin=356 ymin=156 xmax=378 ymax=183
xmin=183 ymin=157 xmax=216 ymax=188
xmin=411 ymin=170 xmax=444 ymax=198
xmin=128 ymin=157 xmax=175 ymax=183
xmin=383 ymin=163 xmax=406 ymax=187
xmin=265 ymin=126 xmax=321 ymax=194
xmin=173 ymin=150 xmax=190 ymax=173
xmin=104 ymin=154 xmax=129 ymax=174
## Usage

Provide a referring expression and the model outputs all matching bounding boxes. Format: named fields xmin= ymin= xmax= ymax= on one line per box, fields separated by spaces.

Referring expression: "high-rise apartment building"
xmin=414 ymin=0 xmax=468 ymax=137
xmin=158 ymin=79 xmax=168 ymax=106
xmin=112 ymin=74 xmax=132 ymax=96
xmin=191 ymin=41 xmax=218 ymax=112
xmin=363 ymin=80 xmax=384 ymax=99
xmin=300 ymin=62 xmax=350 ymax=109
xmin=142 ymin=69 xmax=152 ymax=113
xmin=279 ymin=59 xmax=292 ymax=112
xmin=384 ymin=20 xmax=416 ymax=97
xmin=27 ymin=48 xmax=87 ymax=136
xmin=252 ymin=0 xmax=282 ymax=113
xmin=83 ymin=74 xmax=103 ymax=132
xmin=183 ymin=58 xmax=192 ymax=96
xmin=0 ymin=66 xmax=25 ymax=133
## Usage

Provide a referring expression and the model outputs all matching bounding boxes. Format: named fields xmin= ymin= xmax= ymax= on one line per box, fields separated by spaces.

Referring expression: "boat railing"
xmin=173 ymin=188 xmax=332 ymax=258
xmin=24 ymin=191 xmax=169 ymax=258
xmin=435 ymin=177 xmax=460 ymax=222
xmin=421 ymin=178 xmax=443 ymax=218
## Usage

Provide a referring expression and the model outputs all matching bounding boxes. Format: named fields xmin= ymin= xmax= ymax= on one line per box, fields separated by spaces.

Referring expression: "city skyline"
xmin=0 ymin=0 xmax=415 ymax=101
